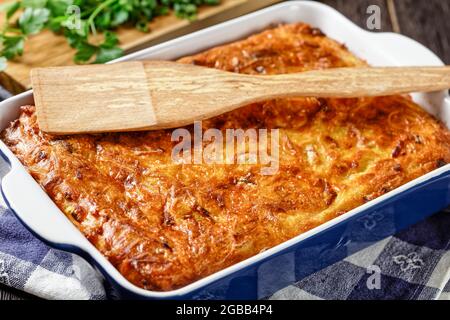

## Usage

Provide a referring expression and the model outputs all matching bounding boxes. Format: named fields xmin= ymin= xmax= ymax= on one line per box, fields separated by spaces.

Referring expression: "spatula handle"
xmin=143 ymin=62 xmax=450 ymax=131
xmin=250 ymin=67 xmax=450 ymax=99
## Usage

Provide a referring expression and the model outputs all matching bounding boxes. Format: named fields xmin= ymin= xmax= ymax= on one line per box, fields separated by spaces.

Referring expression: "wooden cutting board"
xmin=0 ymin=0 xmax=283 ymax=95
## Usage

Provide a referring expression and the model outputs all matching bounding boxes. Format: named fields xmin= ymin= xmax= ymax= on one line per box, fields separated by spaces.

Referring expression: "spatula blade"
xmin=31 ymin=61 xmax=157 ymax=135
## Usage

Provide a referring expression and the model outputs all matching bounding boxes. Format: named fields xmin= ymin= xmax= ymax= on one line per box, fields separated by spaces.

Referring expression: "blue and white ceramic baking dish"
xmin=0 ymin=1 xmax=449 ymax=299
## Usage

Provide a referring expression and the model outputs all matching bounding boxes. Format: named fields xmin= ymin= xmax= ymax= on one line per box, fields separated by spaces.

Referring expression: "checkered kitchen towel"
xmin=0 ymin=152 xmax=449 ymax=299
xmin=270 ymin=210 xmax=450 ymax=300
xmin=0 ymin=206 xmax=106 ymax=300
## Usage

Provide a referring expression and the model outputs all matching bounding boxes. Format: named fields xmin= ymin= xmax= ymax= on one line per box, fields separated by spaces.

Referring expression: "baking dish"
xmin=0 ymin=1 xmax=449 ymax=299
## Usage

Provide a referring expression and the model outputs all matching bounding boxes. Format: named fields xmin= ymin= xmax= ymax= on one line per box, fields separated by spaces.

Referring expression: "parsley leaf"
xmin=19 ymin=7 xmax=50 ymax=35
xmin=0 ymin=35 xmax=25 ymax=59
xmin=6 ymin=2 xmax=21 ymax=19
xmin=94 ymin=46 xmax=122 ymax=63
xmin=73 ymin=41 xmax=96 ymax=63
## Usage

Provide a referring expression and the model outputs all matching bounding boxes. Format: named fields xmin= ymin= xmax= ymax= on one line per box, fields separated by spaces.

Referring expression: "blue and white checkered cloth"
xmin=270 ymin=209 xmax=450 ymax=300
xmin=0 ymin=153 xmax=449 ymax=299
xmin=0 ymin=206 xmax=106 ymax=300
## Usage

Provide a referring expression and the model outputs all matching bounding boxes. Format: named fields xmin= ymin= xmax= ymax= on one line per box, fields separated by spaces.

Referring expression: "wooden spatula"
xmin=31 ymin=61 xmax=450 ymax=135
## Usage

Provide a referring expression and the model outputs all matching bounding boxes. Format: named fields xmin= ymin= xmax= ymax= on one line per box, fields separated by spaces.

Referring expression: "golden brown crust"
xmin=2 ymin=23 xmax=450 ymax=291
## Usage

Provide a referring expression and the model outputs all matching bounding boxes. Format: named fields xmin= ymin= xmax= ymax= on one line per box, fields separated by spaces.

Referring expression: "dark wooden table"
xmin=0 ymin=0 xmax=449 ymax=300
xmin=321 ymin=0 xmax=450 ymax=63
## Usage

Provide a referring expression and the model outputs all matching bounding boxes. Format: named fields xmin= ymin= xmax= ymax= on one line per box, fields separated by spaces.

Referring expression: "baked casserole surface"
xmin=2 ymin=24 xmax=450 ymax=291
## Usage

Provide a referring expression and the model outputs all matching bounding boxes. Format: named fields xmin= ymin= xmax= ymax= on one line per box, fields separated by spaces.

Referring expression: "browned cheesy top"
xmin=2 ymin=24 xmax=450 ymax=291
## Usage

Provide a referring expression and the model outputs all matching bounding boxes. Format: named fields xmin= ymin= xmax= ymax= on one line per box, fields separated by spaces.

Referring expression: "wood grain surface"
xmin=321 ymin=0 xmax=393 ymax=32
xmin=0 ymin=0 xmax=449 ymax=300
xmin=394 ymin=0 xmax=450 ymax=64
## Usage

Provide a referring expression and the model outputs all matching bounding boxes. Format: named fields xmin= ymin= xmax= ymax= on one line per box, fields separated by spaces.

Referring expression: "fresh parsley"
xmin=0 ymin=0 xmax=220 ymax=70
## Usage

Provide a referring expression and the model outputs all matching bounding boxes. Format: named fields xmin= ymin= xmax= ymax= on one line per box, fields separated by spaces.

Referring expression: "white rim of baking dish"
xmin=0 ymin=0 xmax=449 ymax=298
